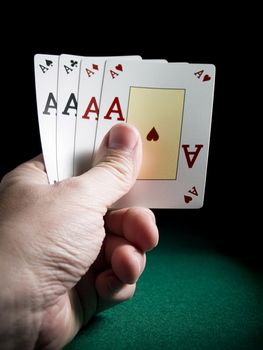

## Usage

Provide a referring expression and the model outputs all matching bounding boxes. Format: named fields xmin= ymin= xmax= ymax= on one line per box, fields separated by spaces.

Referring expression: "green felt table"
xmin=64 ymin=216 xmax=263 ymax=350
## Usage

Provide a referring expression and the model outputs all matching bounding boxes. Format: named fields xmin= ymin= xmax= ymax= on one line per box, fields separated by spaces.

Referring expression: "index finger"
xmin=104 ymin=207 xmax=159 ymax=252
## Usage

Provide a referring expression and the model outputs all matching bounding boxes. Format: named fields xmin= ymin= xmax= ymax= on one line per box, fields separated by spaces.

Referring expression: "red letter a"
xmin=82 ymin=97 xmax=99 ymax=120
xmin=104 ymin=97 xmax=125 ymax=121
xmin=182 ymin=144 xmax=204 ymax=168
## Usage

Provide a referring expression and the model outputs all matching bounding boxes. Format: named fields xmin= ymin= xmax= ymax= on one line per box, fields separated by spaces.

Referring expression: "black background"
xmin=0 ymin=10 xmax=259 ymax=264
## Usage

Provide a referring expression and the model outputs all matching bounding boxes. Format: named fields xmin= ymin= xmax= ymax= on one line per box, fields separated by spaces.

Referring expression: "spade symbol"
xmin=146 ymin=127 xmax=159 ymax=141
xmin=46 ymin=60 xmax=53 ymax=67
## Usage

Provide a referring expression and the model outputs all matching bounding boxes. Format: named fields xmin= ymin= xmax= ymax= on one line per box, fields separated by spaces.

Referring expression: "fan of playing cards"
xmin=34 ymin=54 xmax=215 ymax=208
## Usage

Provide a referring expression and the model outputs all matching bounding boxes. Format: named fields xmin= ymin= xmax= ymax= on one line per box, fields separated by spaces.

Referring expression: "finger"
xmin=104 ymin=207 xmax=159 ymax=251
xmin=95 ymin=269 xmax=136 ymax=313
xmin=78 ymin=124 xmax=142 ymax=208
xmin=104 ymin=233 xmax=146 ymax=284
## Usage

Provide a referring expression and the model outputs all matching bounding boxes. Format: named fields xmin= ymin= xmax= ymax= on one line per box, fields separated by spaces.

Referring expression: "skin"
xmin=0 ymin=124 xmax=159 ymax=350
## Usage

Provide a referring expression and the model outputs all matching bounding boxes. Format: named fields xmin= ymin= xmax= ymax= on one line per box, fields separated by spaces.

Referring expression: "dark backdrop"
xmin=0 ymin=10 xmax=258 ymax=264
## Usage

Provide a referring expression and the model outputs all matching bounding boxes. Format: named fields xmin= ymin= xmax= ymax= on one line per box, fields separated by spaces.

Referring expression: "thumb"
xmin=79 ymin=123 xmax=142 ymax=208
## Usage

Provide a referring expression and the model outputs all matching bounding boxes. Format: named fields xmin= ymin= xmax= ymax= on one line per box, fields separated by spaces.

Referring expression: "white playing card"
xmin=56 ymin=54 xmax=82 ymax=180
xmin=34 ymin=54 xmax=59 ymax=184
xmin=95 ymin=60 xmax=215 ymax=208
xmin=73 ymin=56 xmax=142 ymax=176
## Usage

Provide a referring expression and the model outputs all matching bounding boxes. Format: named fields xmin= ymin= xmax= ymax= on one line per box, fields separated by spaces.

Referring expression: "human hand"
xmin=0 ymin=124 xmax=158 ymax=350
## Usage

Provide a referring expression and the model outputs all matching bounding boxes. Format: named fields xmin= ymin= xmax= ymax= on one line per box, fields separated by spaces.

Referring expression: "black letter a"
xmin=62 ymin=93 xmax=78 ymax=116
xmin=43 ymin=93 xmax=57 ymax=115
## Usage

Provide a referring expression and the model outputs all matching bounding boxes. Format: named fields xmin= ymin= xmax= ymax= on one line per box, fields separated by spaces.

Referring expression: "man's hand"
xmin=0 ymin=124 xmax=159 ymax=350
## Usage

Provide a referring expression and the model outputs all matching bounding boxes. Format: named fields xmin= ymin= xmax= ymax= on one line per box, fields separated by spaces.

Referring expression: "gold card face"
xmin=127 ymin=87 xmax=185 ymax=179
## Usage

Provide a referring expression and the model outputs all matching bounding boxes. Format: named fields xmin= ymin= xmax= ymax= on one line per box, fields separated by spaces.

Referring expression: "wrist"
xmin=0 ymin=253 xmax=42 ymax=350
xmin=0 ymin=298 xmax=41 ymax=350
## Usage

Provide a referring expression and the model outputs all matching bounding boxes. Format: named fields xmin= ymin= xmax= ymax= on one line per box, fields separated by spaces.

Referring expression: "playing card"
xmin=56 ymin=54 xmax=82 ymax=180
xmin=34 ymin=54 xmax=59 ymax=184
xmin=73 ymin=56 xmax=142 ymax=176
xmin=95 ymin=60 xmax=215 ymax=208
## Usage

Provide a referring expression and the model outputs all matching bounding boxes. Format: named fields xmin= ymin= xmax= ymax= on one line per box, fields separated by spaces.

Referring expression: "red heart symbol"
xmin=115 ymin=64 xmax=123 ymax=71
xmin=184 ymin=195 xmax=192 ymax=204
xmin=203 ymin=74 xmax=211 ymax=82
xmin=147 ymin=127 xmax=159 ymax=141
